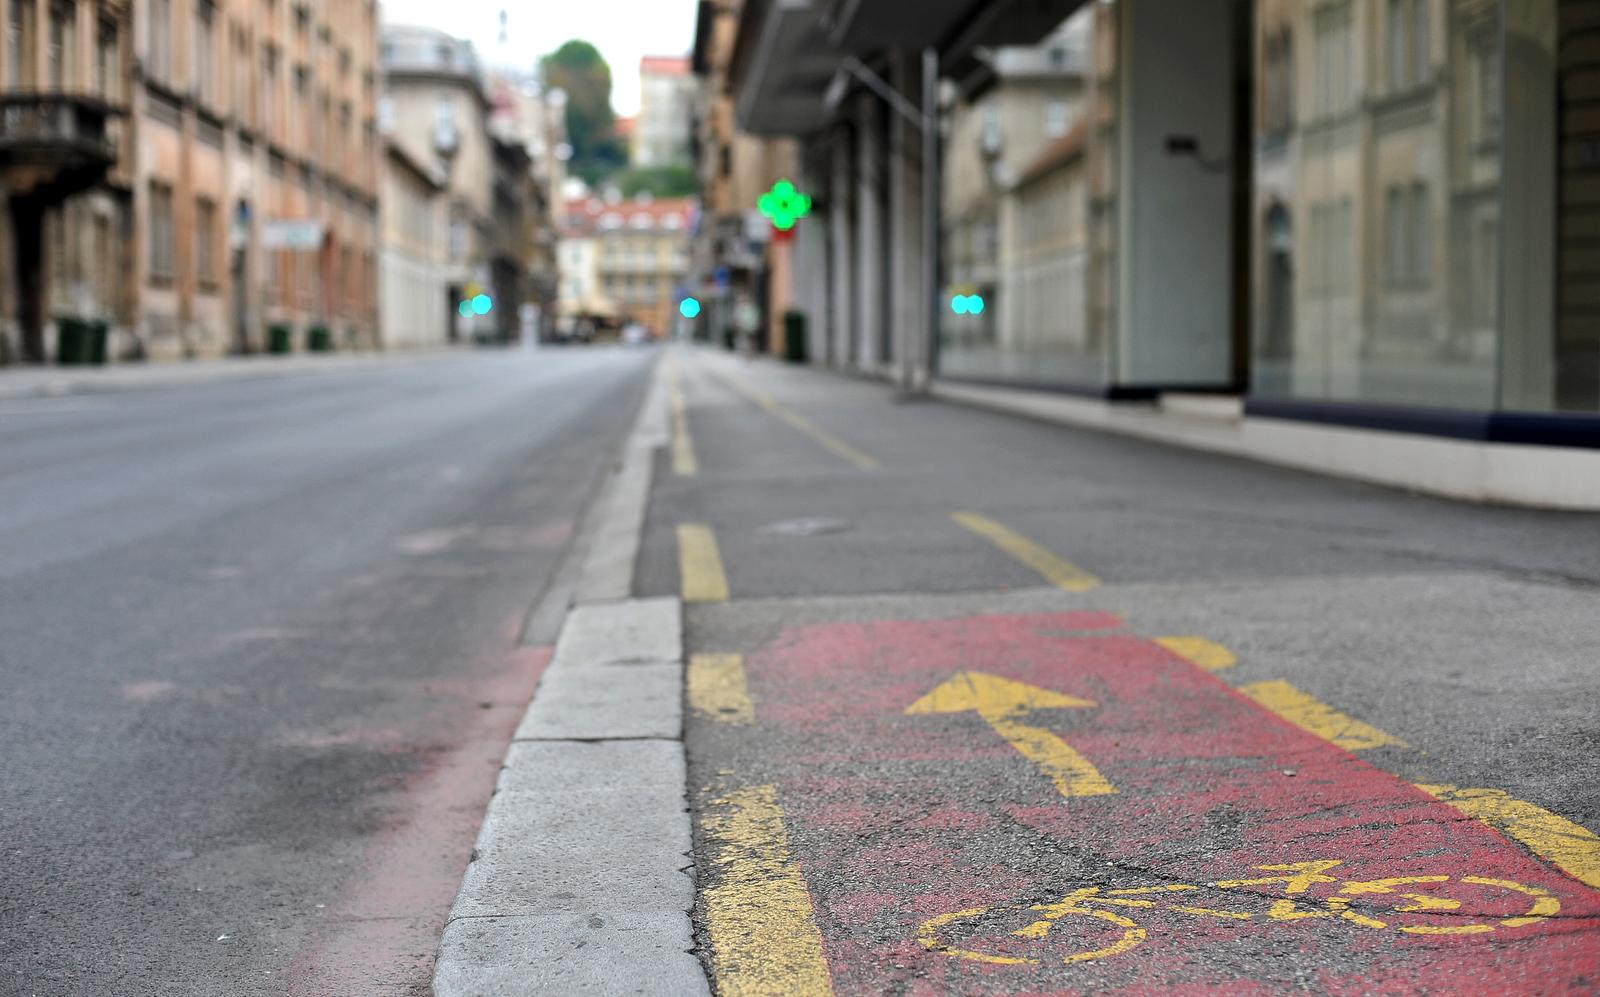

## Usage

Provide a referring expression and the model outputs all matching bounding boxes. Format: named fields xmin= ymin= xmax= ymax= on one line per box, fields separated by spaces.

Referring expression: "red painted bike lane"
xmin=731 ymin=609 xmax=1600 ymax=994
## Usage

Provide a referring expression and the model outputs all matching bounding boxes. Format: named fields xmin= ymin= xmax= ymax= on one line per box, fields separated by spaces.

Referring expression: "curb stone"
xmin=433 ymin=352 xmax=711 ymax=996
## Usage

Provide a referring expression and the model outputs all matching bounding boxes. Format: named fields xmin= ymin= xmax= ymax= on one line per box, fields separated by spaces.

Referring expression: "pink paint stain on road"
xmin=740 ymin=610 xmax=1600 ymax=995
xmin=285 ymin=643 xmax=552 ymax=996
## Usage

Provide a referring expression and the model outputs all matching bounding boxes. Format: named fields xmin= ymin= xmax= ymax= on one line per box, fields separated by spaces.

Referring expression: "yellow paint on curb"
xmin=1238 ymin=679 xmax=1405 ymax=751
xmin=1418 ymin=784 xmax=1600 ymax=890
xmin=702 ymin=785 xmax=835 ymax=997
xmin=1154 ymin=636 xmax=1237 ymax=671
xmin=688 ymin=653 xmax=754 ymax=724
xmin=951 ymin=512 xmax=1100 ymax=592
xmin=669 ymin=363 xmax=697 ymax=476
xmin=677 ymin=523 xmax=730 ymax=603
xmin=716 ymin=373 xmax=879 ymax=470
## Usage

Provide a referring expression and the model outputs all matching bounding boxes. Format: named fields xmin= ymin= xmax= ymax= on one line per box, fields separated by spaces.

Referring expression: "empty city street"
xmin=0 ymin=349 xmax=651 ymax=995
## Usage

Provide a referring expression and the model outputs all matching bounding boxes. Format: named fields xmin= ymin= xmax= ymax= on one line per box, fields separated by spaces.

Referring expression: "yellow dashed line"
xmin=1238 ymin=679 xmax=1406 ymax=751
xmin=677 ymin=523 xmax=730 ymax=603
xmin=714 ymin=372 xmax=879 ymax=470
xmin=1418 ymin=785 xmax=1600 ymax=890
xmin=1154 ymin=636 xmax=1237 ymax=671
xmin=951 ymin=512 xmax=1100 ymax=592
xmin=702 ymin=784 xmax=835 ymax=996
xmin=669 ymin=362 xmax=697 ymax=476
xmin=688 ymin=653 xmax=754 ymax=724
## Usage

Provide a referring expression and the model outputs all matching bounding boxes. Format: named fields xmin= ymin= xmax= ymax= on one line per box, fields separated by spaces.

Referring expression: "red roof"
xmin=640 ymin=55 xmax=691 ymax=75
xmin=561 ymin=196 xmax=698 ymax=237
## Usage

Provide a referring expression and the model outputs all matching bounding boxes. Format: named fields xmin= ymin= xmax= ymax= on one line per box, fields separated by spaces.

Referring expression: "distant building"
xmin=381 ymin=24 xmax=493 ymax=343
xmin=556 ymin=197 xmax=613 ymax=338
xmin=379 ymin=141 xmax=448 ymax=348
xmin=560 ymin=194 xmax=694 ymax=337
xmin=634 ymin=56 xmax=696 ymax=167
xmin=690 ymin=0 xmax=796 ymax=354
xmin=487 ymin=70 xmax=568 ymax=341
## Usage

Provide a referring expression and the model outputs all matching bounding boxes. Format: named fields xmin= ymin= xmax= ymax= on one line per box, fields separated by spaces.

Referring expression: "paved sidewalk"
xmin=0 ymin=347 xmax=471 ymax=400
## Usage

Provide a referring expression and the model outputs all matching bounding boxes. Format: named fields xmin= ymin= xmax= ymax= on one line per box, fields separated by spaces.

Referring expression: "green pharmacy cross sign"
xmin=758 ymin=179 xmax=812 ymax=231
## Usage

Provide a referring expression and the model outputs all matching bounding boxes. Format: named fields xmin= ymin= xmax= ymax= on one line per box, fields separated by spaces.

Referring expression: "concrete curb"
xmin=433 ymin=352 xmax=711 ymax=996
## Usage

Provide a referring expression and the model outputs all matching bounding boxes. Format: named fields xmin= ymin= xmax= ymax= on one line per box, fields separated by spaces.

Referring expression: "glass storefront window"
xmin=1254 ymin=0 xmax=1582 ymax=414
xmin=937 ymin=3 xmax=1116 ymax=388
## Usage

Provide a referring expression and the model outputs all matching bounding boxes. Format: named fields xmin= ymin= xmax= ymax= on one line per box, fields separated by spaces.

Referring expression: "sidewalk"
xmin=435 ymin=345 xmax=1600 ymax=993
xmin=0 ymin=347 xmax=467 ymax=400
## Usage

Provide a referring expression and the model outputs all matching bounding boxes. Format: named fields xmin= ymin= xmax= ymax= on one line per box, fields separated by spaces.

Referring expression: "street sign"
xmin=261 ymin=219 xmax=324 ymax=251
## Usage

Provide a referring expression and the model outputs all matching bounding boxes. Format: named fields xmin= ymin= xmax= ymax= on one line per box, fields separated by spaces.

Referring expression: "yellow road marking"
xmin=906 ymin=670 xmax=1116 ymax=797
xmin=702 ymin=784 xmax=835 ymax=996
xmin=669 ymin=362 xmax=697 ymax=476
xmin=1238 ymin=680 xmax=1405 ymax=751
xmin=713 ymin=372 xmax=879 ymax=470
xmin=1154 ymin=636 xmax=1237 ymax=671
xmin=677 ymin=523 xmax=730 ymax=603
xmin=1419 ymin=785 xmax=1600 ymax=889
xmin=951 ymin=512 xmax=1100 ymax=592
xmin=688 ymin=653 xmax=754 ymax=724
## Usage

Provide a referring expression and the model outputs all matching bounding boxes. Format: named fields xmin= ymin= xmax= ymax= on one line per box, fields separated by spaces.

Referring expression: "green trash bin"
xmin=307 ymin=324 xmax=333 ymax=352
xmin=268 ymin=323 xmax=293 ymax=354
xmin=88 ymin=320 xmax=109 ymax=365
xmin=56 ymin=316 xmax=89 ymax=365
xmin=783 ymin=310 xmax=807 ymax=364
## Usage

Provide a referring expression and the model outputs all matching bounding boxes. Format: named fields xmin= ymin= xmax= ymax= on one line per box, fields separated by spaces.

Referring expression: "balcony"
xmin=0 ymin=94 xmax=121 ymax=200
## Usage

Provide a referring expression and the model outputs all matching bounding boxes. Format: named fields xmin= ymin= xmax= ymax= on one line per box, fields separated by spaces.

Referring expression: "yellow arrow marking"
xmin=906 ymin=670 xmax=1115 ymax=798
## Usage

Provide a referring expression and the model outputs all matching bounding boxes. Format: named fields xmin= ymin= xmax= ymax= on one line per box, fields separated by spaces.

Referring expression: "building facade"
xmin=729 ymin=0 xmax=1593 ymax=457
xmin=378 ymin=138 xmax=446 ymax=348
xmin=634 ymin=55 xmax=695 ymax=168
xmin=141 ymin=0 xmax=381 ymax=359
xmin=0 ymin=0 xmax=131 ymax=365
xmin=690 ymin=0 xmax=797 ymax=354
xmin=1 ymin=0 xmax=381 ymax=365
xmin=380 ymin=24 xmax=492 ymax=345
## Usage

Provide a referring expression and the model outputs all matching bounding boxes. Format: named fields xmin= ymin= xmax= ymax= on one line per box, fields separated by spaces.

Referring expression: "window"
xmin=194 ymin=2 xmax=215 ymax=107
xmin=195 ymin=197 xmax=217 ymax=289
xmin=1387 ymin=0 xmax=1429 ymax=91
xmin=96 ymin=19 xmax=117 ymax=98
xmin=148 ymin=0 xmax=171 ymax=85
xmin=148 ymin=181 xmax=175 ymax=282
xmin=47 ymin=2 xmax=76 ymax=90
xmin=261 ymin=44 xmax=278 ymax=137
xmin=1045 ymin=98 xmax=1070 ymax=139
xmin=1470 ymin=31 xmax=1500 ymax=144
xmin=1384 ymin=183 xmax=1431 ymax=287
xmin=7 ymin=0 xmax=26 ymax=88
xmin=1312 ymin=3 xmax=1353 ymax=118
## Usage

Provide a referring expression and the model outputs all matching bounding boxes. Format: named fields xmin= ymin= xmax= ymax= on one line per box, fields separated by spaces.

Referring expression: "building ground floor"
xmin=778 ymin=0 xmax=1598 ymax=476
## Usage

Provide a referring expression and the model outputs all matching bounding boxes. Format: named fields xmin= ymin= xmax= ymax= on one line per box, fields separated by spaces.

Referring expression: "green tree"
xmin=616 ymin=164 xmax=699 ymax=198
xmin=542 ymin=40 xmax=626 ymax=184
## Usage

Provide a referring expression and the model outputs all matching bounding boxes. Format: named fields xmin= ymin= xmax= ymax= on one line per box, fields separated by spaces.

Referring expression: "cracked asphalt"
xmin=645 ymin=347 xmax=1600 ymax=993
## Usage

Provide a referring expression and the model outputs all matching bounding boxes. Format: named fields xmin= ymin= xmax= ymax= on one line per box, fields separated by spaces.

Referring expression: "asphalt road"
xmin=646 ymin=348 xmax=1600 ymax=993
xmin=0 ymin=347 xmax=652 ymax=996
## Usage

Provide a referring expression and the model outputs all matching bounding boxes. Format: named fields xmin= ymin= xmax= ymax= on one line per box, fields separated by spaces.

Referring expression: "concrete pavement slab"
xmin=513 ymin=661 xmax=683 ymax=740
xmin=434 ymin=912 xmax=708 ymax=997
xmin=450 ymin=782 xmax=694 ymax=918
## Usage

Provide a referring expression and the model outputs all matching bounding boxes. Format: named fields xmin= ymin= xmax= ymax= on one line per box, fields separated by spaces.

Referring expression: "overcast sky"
xmin=379 ymin=0 xmax=700 ymax=116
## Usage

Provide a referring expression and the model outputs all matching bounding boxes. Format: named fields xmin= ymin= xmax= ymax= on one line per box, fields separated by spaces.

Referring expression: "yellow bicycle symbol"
xmin=918 ymin=859 xmax=1561 ymax=967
